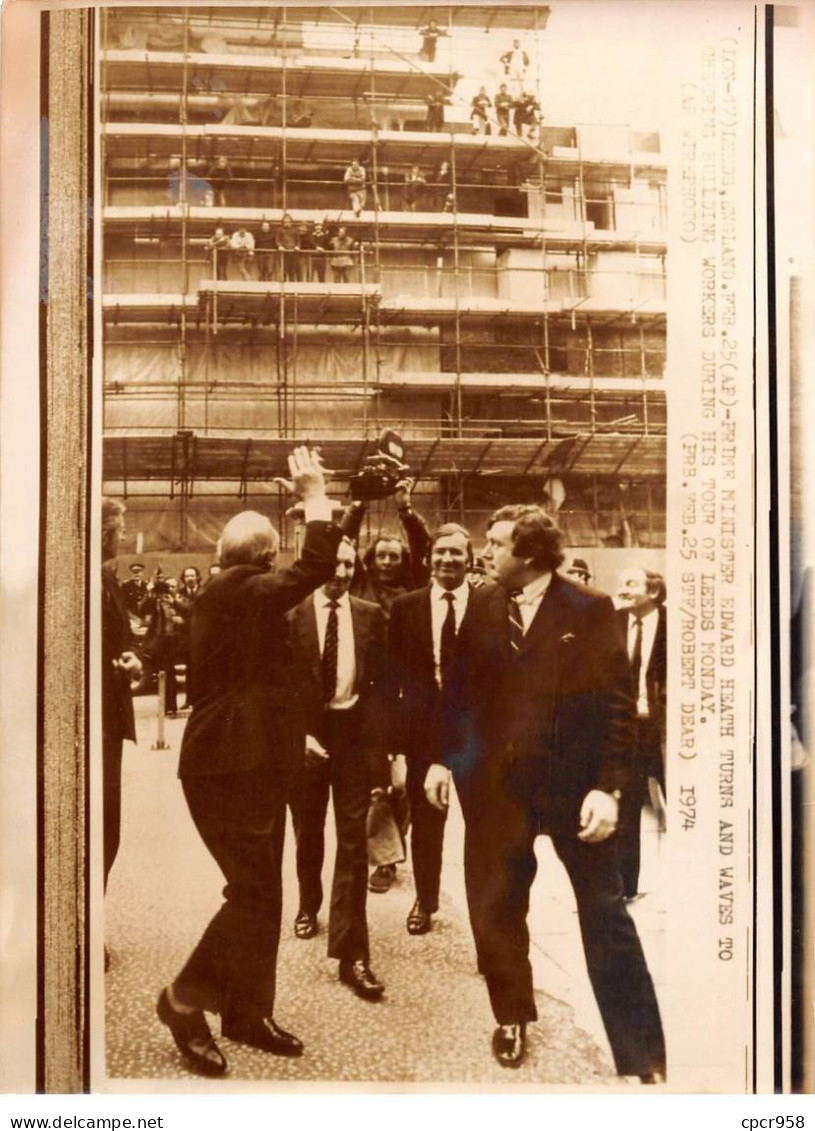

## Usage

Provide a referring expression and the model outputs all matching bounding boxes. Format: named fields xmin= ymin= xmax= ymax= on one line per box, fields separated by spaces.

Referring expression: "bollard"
xmin=151 ymin=669 xmax=170 ymax=750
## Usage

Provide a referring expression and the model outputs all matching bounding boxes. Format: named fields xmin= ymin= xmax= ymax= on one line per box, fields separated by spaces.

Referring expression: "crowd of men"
xmin=207 ymin=217 xmax=360 ymax=284
xmin=102 ymin=448 xmax=666 ymax=1083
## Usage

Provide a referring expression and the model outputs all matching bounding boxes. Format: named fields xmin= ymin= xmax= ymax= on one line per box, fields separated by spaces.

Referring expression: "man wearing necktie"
xmin=425 ymin=506 xmax=665 ymax=1080
xmin=387 ymin=524 xmax=473 ymax=935
xmin=287 ymin=539 xmax=388 ymax=1000
xmin=616 ymin=567 xmax=667 ymax=901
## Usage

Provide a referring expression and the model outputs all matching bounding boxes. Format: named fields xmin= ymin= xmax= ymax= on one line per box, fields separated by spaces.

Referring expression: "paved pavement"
xmin=103 ymin=696 xmax=664 ymax=1087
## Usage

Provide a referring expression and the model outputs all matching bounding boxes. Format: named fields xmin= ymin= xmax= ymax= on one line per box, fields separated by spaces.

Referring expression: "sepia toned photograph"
xmin=97 ymin=0 xmax=669 ymax=1089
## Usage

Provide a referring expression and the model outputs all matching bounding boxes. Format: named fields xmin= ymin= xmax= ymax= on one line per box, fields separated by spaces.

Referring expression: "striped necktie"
xmin=508 ymin=590 xmax=525 ymax=653
xmin=322 ymin=599 xmax=340 ymax=703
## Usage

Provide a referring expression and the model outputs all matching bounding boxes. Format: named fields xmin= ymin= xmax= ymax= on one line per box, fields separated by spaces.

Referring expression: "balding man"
xmin=157 ymin=448 xmax=343 ymax=1078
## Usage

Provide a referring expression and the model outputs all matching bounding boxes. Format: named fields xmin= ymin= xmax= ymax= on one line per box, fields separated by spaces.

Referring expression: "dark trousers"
xmin=289 ymin=709 xmax=371 ymax=962
xmin=281 ymin=251 xmax=299 ymax=282
xmin=174 ymin=769 xmax=287 ymax=1019
xmin=456 ymin=775 xmax=665 ymax=1078
xmin=617 ymin=715 xmax=662 ymax=899
xmin=103 ymin=730 xmax=123 ymax=889
xmin=406 ymin=758 xmax=447 ymax=912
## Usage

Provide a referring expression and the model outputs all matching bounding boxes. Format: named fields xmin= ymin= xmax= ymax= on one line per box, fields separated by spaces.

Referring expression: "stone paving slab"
xmin=103 ymin=700 xmax=637 ymax=1088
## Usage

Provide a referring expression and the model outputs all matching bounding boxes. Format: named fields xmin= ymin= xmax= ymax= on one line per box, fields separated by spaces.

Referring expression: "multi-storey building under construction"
xmin=100 ymin=4 xmax=667 ymax=569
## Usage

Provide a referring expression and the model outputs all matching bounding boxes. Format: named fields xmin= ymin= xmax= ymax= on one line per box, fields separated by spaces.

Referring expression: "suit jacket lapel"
xmin=512 ymin=576 xmax=572 ymax=704
xmin=647 ymin=606 xmax=666 ymax=678
xmin=416 ymin=589 xmax=434 ymax=659
xmin=517 ymin=574 xmax=568 ymax=656
xmin=351 ymin=597 xmax=368 ymax=682
xmin=298 ymin=597 xmax=322 ymax=684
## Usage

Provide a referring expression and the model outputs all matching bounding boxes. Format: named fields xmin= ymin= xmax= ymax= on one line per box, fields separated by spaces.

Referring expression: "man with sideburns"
xmin=424 ymin=505 xmax=665 ymax=1080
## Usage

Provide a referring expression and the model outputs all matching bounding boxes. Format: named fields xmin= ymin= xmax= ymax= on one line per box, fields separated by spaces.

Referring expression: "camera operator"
xmin=345 ymin=478 xmax=431 ymax=614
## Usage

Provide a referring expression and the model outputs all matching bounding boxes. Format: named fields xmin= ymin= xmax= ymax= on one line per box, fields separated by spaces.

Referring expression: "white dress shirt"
xmin=430 ymin=579 xmax=470 ymax=687
xmin=314 ymin=590 xmax=358 ymax=711
xmin=512 ymin=572 xmax=552 ymax=633
xmin=627 ymin=606 xmax=659 ymax=717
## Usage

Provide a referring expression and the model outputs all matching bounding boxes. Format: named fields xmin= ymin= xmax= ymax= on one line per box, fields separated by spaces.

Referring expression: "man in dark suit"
xmin=425 ymin=505 xmax=665 ymax=1079
xmin=156 ymin=448 xmax=343 ymax=1078
xmin=387 ymin=523 xmax=473 ymax=935
xmin=616 ymin=567 xmax=667 ymax=901
xmin=287 ymin=539 xmax=388 ymax=1000
xmin=121 ymin=561 xmax=148 ymax=618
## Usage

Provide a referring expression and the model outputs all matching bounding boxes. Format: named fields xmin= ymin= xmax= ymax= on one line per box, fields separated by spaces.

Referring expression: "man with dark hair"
xmin=287 ymin=540 xmax=388 ymax=1001
xmin=425 ymin=505 xmax=665 ymax=1080
xmin=565 ymin=557 xmax=591 ymax=586
xmin=494 ymin=83 xmax=513 ymax=136
xmin=417 ymin=19 xmax=446 ymax=62
xmin=387 ymin=523 xmax=473 ymax=935
xmin=156 ymin=448 xmax=343 ymax=1078
xmin=615 ymin=566 xmax=667 ymax=901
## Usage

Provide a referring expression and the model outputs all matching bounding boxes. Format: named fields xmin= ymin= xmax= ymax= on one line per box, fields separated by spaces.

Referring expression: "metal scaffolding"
xmin=99 ymin=4 xmax=667 ymax=549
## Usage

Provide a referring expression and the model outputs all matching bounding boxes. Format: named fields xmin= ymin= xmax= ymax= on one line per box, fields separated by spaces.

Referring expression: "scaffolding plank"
xmin=103 ymin=122 xmax=665 ymax=181
xmin=379 ymin=372 xmax=665 ymax=394
xmin=104 ymin=432 xmax=665 ymax=484
xmin=103 ymin=50 xmax=457 ymax=101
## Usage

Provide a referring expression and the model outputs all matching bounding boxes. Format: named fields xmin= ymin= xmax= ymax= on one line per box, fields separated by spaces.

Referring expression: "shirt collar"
xmin=320 ymin=590 xmax=350 ymax=609
xmin=516 ymin=572 xmax=551 ymax=605
xmin=430 ymin=579 xmax=469 ymax=602
xmin=630 ymin=604 xmax=659 ymax=624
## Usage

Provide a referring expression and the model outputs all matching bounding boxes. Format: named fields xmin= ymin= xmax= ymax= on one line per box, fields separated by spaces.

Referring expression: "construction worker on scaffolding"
xmin=500 ymin=38 xmax=530 ymax=99
xmin=344 ymin=159 xmax=367 ymax=217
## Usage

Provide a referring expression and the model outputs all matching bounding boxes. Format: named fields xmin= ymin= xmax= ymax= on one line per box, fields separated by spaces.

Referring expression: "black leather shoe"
xmin=294 ymin=910 xmax=318 ymax=940
xmin=221 ymin=1013 xmax=304 ymax=1057
xmin=406 ymin=899 xmax=432 ymax=935
xmin=156 ymin=988 xmax=227 ymax=1077
xmin=491 ymin=1023 xmax=527 ymax=1068
xmin=368 ymin=864 xmax=396 ymax=894
xmin=339 ymin=960 xmax=385 ymax=1001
